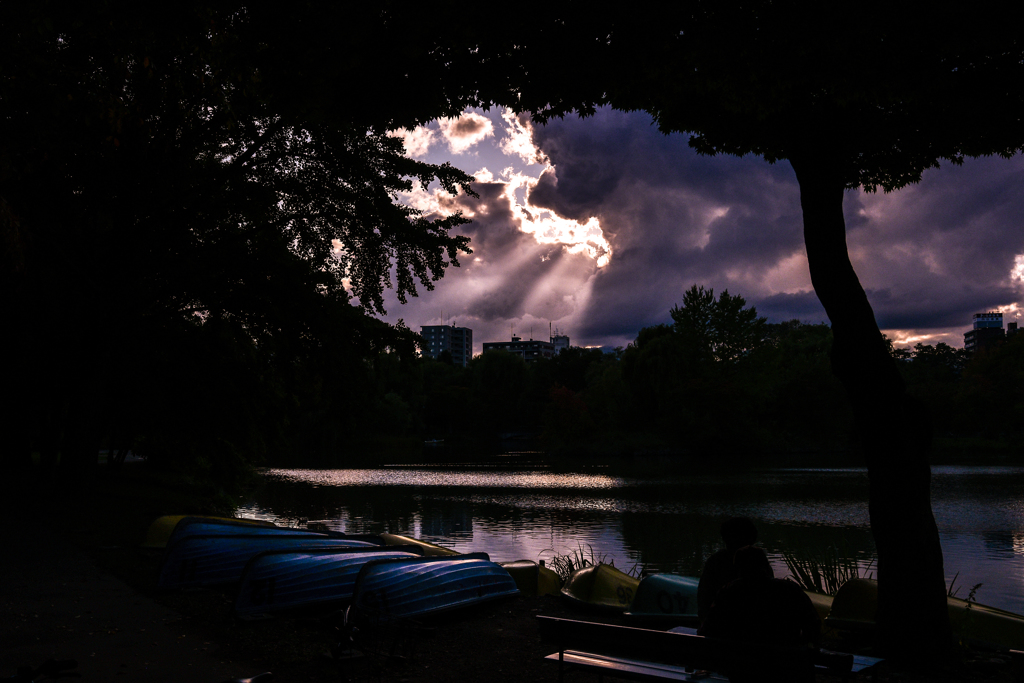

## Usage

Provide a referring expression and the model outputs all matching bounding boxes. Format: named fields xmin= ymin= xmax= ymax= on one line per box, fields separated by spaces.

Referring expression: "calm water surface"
xmin=237 ymin=465 xmax=1024 ymax=613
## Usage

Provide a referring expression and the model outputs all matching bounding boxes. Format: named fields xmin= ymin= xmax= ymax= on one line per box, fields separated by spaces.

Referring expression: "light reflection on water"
xmin=266 ymin=468 xmax=626 ymax=489
xmin=238 ymin=464 xmax=1024 ymax=614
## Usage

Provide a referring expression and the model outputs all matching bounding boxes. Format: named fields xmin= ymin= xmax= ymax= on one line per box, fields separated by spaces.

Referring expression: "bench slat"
xmin=544 ymin=651 xmax=730 ymax=682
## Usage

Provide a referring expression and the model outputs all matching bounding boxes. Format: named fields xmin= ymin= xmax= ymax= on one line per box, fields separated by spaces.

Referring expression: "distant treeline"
xmin=270 ymin=286 xmax=1024 ymax=467
xmin=73 ymin=286 xmax=1022 ymax=478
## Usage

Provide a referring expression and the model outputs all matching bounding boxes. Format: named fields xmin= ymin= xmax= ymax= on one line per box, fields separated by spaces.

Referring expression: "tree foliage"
xmin=431 ymin=4 xmax=1024 ymax=654
xmin=670 ymin=285 xmax=769 ymax=364
xmin=1 ymin=2 xmax=478 ymax=477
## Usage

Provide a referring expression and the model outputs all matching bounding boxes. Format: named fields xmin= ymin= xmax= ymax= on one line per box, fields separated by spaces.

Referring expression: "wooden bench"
xmin=536 ymin=615 xmax=874 ymax=682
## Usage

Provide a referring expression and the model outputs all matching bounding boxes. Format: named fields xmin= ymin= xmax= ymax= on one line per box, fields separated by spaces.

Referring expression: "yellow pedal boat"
xmin=500 ymin=560 xmax=563 ymax=597
xmin=826 ymin=578 xmax=1024 ymax=651
xmin=561 ymin=563 xmax=640 ymax=612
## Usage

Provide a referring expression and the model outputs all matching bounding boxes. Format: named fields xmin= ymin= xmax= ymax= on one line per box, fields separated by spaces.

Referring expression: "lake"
xmin=236 ymin=464 xmax=1024 ymax=614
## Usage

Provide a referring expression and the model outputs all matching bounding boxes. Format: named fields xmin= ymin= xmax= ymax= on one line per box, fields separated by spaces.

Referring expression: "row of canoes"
xmin=147 ymin=516 xmax=520 ymax=624
xmin=559 ymin=562 xmax=1024 ymax=652
xmin=559 ymin=562 xmax=832 ymax=626
xmin=147 ymin=516 xmax=1024 ymax=650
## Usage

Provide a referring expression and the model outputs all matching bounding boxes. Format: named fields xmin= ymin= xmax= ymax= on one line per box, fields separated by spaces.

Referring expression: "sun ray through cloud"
xmin=383 ymin=106 xmax=1024 ymax=352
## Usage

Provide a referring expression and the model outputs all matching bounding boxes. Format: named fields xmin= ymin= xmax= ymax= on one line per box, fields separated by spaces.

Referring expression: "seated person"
xmin=698 ymin=546 xmax=821 ymax=682
xmin=697 ymin=517 xmax=771 ymax=620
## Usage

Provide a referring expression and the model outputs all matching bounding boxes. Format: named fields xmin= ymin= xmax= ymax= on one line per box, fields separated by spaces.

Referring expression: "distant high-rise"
xmin=420 ymin=324 xmax=473 ymax=367
xmin=483 ymin=335 xmax=556 ymax=362
xmin=482 ymin=328 xmax=571 ymax=362
xmin=964 ymin=312 xmax=1004 ymax=353
xmin=551 ymin=328 xmax=570 ymax=354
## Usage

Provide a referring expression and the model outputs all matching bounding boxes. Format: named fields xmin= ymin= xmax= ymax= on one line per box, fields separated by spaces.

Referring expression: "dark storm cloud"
xmin=841 ymin=154 xmax=1024 ymax=339
xmin=754 ymin=292 xmax=829 ymax=325
xmin=527 ymin=108 xmax=815 ymax=343
xmin=386 ymin=107 xmax=1023 ymax=351
xmin=525 ymin=109 xmax=1024 ymax=346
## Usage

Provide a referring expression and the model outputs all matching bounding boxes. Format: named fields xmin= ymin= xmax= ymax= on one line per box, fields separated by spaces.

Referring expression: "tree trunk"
xmin=790 ymin=152 xmax=952 ymax=659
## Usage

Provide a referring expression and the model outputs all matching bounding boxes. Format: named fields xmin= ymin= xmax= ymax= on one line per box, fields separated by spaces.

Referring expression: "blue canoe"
xmin=234 ymin=546 xmax=422 ymax=619
xmin=158 ymin=534 xmax=377 ymax=589
xmin=165 ymin=518 xmax=378 ymax=548
xmin=345 ymin=553 xmax=519 ymax=626
xmin=142 ymin=515 xmax=279 ymax=549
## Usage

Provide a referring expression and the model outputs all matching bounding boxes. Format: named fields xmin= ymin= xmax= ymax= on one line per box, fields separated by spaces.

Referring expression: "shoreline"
xmin=2 ymin=465 xmax=1017 ymax=682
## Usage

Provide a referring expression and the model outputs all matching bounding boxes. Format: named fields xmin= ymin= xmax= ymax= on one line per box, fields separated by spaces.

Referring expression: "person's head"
xmin=720 ymin=517 xmax=758 ymax=550
xmin=733 ymin=545 xmax=772 ymax=582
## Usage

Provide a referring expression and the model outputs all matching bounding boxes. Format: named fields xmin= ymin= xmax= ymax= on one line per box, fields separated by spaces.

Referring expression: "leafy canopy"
xmin=670 ymin=285 xmax=769 ymax=364
xmin=437 ymin=3 xmax=1024 ymax=189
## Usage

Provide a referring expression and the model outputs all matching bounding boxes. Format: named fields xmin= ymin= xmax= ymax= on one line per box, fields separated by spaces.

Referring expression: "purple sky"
xmin=374 ymin=108 xmax=1024 ymax=354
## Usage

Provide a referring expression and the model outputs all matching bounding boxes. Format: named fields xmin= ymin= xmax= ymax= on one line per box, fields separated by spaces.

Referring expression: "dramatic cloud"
xmin=437 ymin=112 xmax=495 ymax=154
xmin=392 ymin=111 xmax=495 ymax=158
xmin=381 ymin=107 xmax=1024 ymax=352
xmin=390 ymin=126 xmax=435 ymax=158
xmin=378 ymin=110 xmax=614 ymax=346
xmin=499 ymin=109 xmax=550 ymax=166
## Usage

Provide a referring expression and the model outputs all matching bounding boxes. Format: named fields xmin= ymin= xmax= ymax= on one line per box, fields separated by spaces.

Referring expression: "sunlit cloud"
xmin=391 ymin=126 xmax=435 ymax=158
xmin=396 ymin=179 xmax=460 ymax=218
xmin=883 ymin=328 xmax=966 ymax=348
xmin=501 ymin=167 xmax=612 ymax=267
xmin=438 ymin=112 xmax=494 ymax=154
xmin=997 ymin=303 xmax=1022 ymax=328
xmin=499 ymin=109 xmax=550 ymax=166
xmin=741 ymin=251 xmax=811 ymax=297
xmin=382 ymin=105 xmax=1024 ymax=352
xmin=398 ymin=109 xmax=613 ymax=269
xmin=391 ymin=111 xmax=495 ymax=158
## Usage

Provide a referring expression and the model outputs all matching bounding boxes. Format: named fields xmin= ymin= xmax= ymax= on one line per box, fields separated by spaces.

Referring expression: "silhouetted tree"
xmin=469 ymin=350 xmax=530 ymax=436
xmin=671 ymin=285 xmax=769 ymax=365
xmin=957 ymin=335 xmax=1024 ymax=443
xmin=427 ymin=3 xmax=1024 ymax=654
xmin=1 ymin=4 xmax=477 ymax=479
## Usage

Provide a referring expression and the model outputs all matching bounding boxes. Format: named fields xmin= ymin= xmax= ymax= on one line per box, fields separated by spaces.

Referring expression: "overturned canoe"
xmin=826 ymin=578 xmax=1024 ymax=651
xmin=500 ymin=560 xmax=562 ymax=597
xmin=165 ymin=518 xmax=351 ymax=549
xmin=561 ymin=563 xmax=640 ymax=613
xmin=623 ymin=573 xmax=700 ymax=624
xmin=378 ymin=533 xmax=460 ymax=556
xmin=142 ymin=515 xmax=277 ymax=549
xmin=346 ymin=553 xmax=519 ymax=625
xmin=235 ymin=546 xmax=422 ymax=619
xmin=158 ymin=534 xmax=376 ymax=589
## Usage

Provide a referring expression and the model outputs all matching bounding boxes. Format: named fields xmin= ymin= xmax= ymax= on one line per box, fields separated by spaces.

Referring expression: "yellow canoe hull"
xmin=379 ymin=533 xmax=460 ymax=556
xmin=500 ymin=560 xmax=563 ymax=597
xmin=561 ymin=563 xmax=640 ymax=612
xmin=826 ymin=578 xmax=1024 ymax=651
xmin=805 ymin=590 xmax=834 ymax=626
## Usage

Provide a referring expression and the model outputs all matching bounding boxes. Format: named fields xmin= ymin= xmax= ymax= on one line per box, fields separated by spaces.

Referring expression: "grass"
xmin=947 ymin=571 xmax=983 ymax=603
xmin=782 ymin=543 xmax=873 ymax=595
xmin=540 ymin=542 xmax=641 ymax=583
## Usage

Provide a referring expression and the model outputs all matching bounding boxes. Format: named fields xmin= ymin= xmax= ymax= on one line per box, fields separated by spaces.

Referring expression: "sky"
xmin=377 ymin=107 xmax=1024 ymax=354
